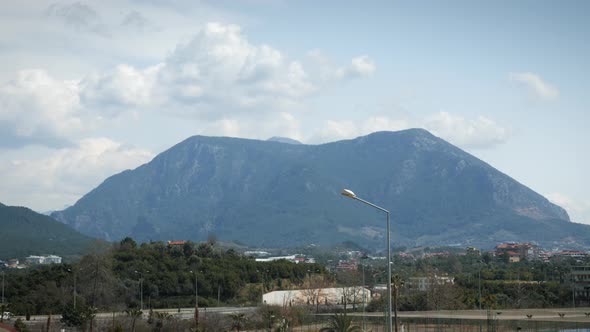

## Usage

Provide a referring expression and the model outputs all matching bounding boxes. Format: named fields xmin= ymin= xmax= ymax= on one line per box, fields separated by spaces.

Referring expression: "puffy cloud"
xmin=0 ymin=138 xmax=153 ymax=211
xmin=424 ymin=111 xmax=510 ymax=149
xmin=509 ymin=72 xmax=559 ymax=100
xmin=156 ymin=22 xmax=316 ymax=113
xmin=335 ymin=55 xmax=376 ymax=79
xmin=80 ymin=64 xmax=162 ymax=113
xmin=0 ymin=69 xmax=84 ymax=148
xmin=0 ymin=22 xmax=375 ymax=149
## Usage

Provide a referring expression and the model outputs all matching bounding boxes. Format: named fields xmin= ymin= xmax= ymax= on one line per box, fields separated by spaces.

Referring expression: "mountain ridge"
xmin=0 ymin=203 xmax=96 ymax=259
xmin=52 ymin=128 xmax=578 ymax=248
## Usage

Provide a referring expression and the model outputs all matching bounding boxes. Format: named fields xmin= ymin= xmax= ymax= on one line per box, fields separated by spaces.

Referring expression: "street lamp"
xmin=341 ymin=189 xmax=393 ymax=332
xmin=67 ymin=268 xmax=77 ymax=309
xmin=190 ymin=270 xmax=199 ymax=306
xmin=1 ymin=270 xmax=4 ymax=304
xmin=134 ymin=270 xmax=149 ymax=310
xmin=360 ymin=254 xmax=369 ymax=330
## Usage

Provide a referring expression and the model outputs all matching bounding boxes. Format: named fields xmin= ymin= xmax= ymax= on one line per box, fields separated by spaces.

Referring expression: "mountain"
xmin=52 ymin=129 xmax=586 ymax=249
xmin=0 ymin=203 xmax=97 ymax=259
xmin=267 ymin=136 xmax=302 ymax=144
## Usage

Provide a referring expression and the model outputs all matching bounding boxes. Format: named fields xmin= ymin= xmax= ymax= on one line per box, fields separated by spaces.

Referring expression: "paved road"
xmin=14 ymin=306 xmax=257 ymax=323
xmin=346 ymin=308 xmax=590 ymax=323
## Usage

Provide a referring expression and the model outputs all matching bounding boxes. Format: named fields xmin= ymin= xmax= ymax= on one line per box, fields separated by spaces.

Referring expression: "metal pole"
xmin=478 ymin=268 xmax=482 ymax=310
xmin=341 ymin=190 xmax=392 ymax=332
xmin=386 ymin=210 xmax=393 ymax=332
xmin=1 ymin=271 xmax=4 ymax=304
xmin=362 ymin=260 xmax=366 ymax=330
xmin=195 ymin=272 xmax=198 ymax=306
xmin=74 ymin=271 xmax=77 ymax=309
xmin=140 ymin=277 xmax=143 ymax=311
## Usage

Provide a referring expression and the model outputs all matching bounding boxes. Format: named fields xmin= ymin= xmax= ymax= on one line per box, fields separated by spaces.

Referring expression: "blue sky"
xmin=0 ymin=1 xmax=588 ymax=224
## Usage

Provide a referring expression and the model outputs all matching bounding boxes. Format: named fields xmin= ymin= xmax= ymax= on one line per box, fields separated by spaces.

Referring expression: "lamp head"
xmin=341 ymin=189 xmax=356 ymax=198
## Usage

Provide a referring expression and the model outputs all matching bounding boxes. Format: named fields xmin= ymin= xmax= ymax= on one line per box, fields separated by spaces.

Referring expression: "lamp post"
xmin=67 ymin=268 xmax=77 ymax=309
xmin=134 ymin=270 xmax=149 ymax=310
xmin=360 ymin=255 xmax=369 ymax=330
xmin=341 ymin=189 xmax=392 ymax=332
xmin=190 ymin=270 xmax=199 ymax=306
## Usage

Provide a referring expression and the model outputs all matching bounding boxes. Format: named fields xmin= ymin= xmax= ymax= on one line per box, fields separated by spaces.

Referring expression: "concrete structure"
xmin=262 ymin=287 xmax=371 ymax=307
xmin=407 ymin=274 xmax=454 ymax=292
xmin=25 ymin=255 xmax=62 ymax=265
xmin=495 ymin=242 xmax=538 ymax=262
xmin=572 ymin=266 xmax=590 ymax=305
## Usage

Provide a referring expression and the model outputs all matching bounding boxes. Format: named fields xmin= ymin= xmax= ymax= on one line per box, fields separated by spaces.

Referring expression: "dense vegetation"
xmin=1 ymin=239 xmax=587 ymax=331
xmin=361 ymin=251 xmax=578 ymax=311
xmin=1 ymin=237 xmax=326 ymax=316
xmin=0 ymin=203 xmax=96 ymax=260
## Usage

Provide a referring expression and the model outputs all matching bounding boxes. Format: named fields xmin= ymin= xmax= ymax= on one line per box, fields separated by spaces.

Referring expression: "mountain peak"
xmin=267 ymin=136 xmax=302 ymax=145
xmin=52 ymin=130 xmax=579 ymax=248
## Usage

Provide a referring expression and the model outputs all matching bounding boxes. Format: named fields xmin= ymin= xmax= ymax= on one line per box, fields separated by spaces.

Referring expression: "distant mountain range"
xmin=0 ymin=202 xmax=95 ymax=259
xmin=51 ymin=129 xmax=590 ymax=249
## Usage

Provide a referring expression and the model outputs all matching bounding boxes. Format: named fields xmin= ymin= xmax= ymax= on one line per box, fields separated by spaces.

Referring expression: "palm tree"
xmin=391 ymin=274 xmax=404 ymax=332
xmin=229 ymin=312 xmax=246 ymax=332
xmin=319 ymin=313 xmax=363 ymax=332
xmin=154 ymin=312 xmax=172 ymax=332
xmin=124 ymin=308 xmax=143 ymax=332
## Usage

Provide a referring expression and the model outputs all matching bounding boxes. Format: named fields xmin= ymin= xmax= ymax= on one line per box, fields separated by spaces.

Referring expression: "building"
xmin=551 ymin=250 xmax=589 ymax=260
xmin=25 ymin=255 xmax=62 ymax=265
xmin=572 ymin=266 xmax=590 ymax=305
xmin=495 ymin=243 xmax=538 ymax=262
xmin=167 ymin=240 xmax=187 ymax=248
xmin=407 ymin=274 xmax=454 ymax=292
xmin=263 ymin=287 xmax=371 ymax=307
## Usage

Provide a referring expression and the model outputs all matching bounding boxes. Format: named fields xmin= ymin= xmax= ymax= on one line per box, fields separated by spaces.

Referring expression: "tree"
xmin=301 ymin=274 xmax=330 ymax=313
xmin=391 ymin=274 xmax=404 ymax=332
xmin=153 ymin=312 xmax=172 ymax=332
xmin=124 ymin=307 xmax=142 ymax=332
xmin=319 ymin=313 xmax=362 ymax=332
xmin=229 ymin=312 xmax=246 ymax=332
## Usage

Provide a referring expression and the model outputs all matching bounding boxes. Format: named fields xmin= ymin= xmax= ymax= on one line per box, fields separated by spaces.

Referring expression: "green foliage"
xmin=319 ymin=313 xmax=362 ymax=332
xmin=3 ymin=239 xmax=326 ymax=315
xmin=60 ymin=303 xmax=96 ymax=328
xmin=13 ymin=318 xmax=29 ymax=332
xmin=0 ymin=203 xmax=98 ymax=259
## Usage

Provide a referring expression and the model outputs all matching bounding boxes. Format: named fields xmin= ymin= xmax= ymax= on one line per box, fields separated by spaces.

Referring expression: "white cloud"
xmin=0 ymin=22 xmax=376 ymax=149
xmin=424 ymin=111 xmax=510 ymax=149
xmin=155 ymin=22 xmax=317 ymax=113
xmin=546 ymin=192 xmax=590 ymax=224
xmin=309 ymin=112 xmax=508 ymax=149
xmin=335 ymin=55 xmax=376 ymax=79
xmin=509 ymin=72 xmax=559 ymax=100
xmin=0 ymin=138 xmax=153 ymax=211
xmin=310 ymin=116 xmax=410 ymax=143
xmin=80 ymin=63 xmax=162 ymax=113
xmin=0 ymin=69 xmax=84 ymax=148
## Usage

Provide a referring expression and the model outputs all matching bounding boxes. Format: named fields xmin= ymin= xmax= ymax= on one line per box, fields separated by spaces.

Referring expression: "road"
xmin=14 ymin=306 xmax=257 ymax=323
xmin=346 ymin=308 xmax=590 ymax=323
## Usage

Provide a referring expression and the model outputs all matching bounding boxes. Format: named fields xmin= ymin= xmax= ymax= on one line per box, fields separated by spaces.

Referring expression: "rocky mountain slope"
xmin=52 ymin=129 xmax=584 ymax=248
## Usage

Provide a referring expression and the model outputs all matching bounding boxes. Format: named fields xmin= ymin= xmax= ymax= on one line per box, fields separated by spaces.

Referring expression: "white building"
xmin=25 ymin=255 xmax=62 ymax=265
xmin=263 ymin=286 xmax=371 ymax=307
